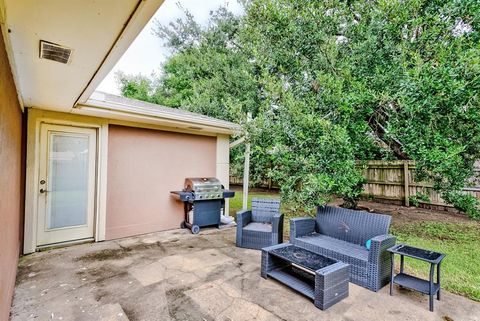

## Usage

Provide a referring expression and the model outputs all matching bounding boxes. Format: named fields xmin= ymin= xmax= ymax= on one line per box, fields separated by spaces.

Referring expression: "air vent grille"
xmin=39 ymin=41 xmax=72 ymax=64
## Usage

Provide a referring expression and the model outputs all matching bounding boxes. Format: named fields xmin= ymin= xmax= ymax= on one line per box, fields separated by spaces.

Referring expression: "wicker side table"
xmin=387 ymin=244 xmax=446 ymax=312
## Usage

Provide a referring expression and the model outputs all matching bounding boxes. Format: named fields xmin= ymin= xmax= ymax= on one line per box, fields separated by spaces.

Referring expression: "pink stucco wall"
xmin=106 ymin=125 xmax=217 ymax=240
xmin=0 ymin=26 xmax=24 ymax=320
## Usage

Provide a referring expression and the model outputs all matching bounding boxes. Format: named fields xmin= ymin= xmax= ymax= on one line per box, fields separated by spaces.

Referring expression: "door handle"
xmin=39 ymin=188 xmax=50 ymax=193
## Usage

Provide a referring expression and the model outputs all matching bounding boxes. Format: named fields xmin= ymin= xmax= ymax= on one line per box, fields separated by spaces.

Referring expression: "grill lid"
xmin=184 ymin=177 xmax=222 ymax=200
xmin=171 ymin=177 xmax=235 ymax=202
xmin=184 ymin=177 xmax=221 ymax=191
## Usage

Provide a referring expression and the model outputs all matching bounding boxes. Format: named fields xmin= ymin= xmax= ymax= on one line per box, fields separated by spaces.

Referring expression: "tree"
xmin=118 ymin=0 xmax=480 ymax=217
xmin=250 ymin=88 xmax=364 ymax=210
xmin=115 ymin=71 xmax=159 ymax=104
xmin=241 ymin=0 xmax=480 ymax=216
xmin=118 ymin=6 xmax=259 ymax=120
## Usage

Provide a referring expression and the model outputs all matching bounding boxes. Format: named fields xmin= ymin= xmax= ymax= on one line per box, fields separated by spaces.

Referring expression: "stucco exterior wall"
xmin=106 ymin=125 xmax=217 ymax=239
xmin=0 ymin=27 xmax=24 ymax=320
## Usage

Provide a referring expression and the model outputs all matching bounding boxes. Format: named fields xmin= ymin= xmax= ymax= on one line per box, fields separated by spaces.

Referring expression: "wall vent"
xmin=39 ymin=40 xmax=72 ymax=64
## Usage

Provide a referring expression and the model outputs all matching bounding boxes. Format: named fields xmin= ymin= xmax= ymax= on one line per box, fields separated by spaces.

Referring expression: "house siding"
xmin=106 ymin=125 xmax=217 ymax=239
xmin=0 ymin=27 xmax=24 ymax=320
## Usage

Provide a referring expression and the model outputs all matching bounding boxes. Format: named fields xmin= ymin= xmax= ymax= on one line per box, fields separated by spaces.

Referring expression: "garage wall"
xmin=0 ymin=27 xmax=24 ymax=320
xmin=106 ymin=125 xmax=217 ymax=239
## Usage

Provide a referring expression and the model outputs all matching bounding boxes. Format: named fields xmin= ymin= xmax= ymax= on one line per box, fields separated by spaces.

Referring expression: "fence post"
xmin=404 ymin=161 xmax=410 ymax=206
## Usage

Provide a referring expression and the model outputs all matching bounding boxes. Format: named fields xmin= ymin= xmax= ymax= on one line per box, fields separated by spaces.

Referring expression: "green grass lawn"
xmin=228 ymin=188 xmax=280 ymax=216
xmin=390 ymin=222 xmax=480 ymax=301
xmin=229 ymin=188 xmax=480 ymax=301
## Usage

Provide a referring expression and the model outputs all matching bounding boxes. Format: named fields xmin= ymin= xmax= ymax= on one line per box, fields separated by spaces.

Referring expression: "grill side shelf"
xmin=223 ymin=190 xmax=235 ymax=198
xmin=170 ymin=191 xmax=194 ymax=202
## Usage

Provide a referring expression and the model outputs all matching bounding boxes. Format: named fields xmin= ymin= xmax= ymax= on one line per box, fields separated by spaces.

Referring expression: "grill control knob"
xmin=199 ymin=195 xmax=203 ymax=199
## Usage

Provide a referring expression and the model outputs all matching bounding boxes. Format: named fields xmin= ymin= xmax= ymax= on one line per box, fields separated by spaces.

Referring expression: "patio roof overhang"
xmin=0 ymin=0 xmax=164 ymax=112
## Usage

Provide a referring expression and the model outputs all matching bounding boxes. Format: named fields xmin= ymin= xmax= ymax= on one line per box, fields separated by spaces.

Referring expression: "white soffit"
xmin=1 ymin=0 xmax=163 ymax=111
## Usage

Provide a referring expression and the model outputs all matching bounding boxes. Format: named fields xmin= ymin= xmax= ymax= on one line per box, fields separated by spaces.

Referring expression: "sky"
xmin=96 ymin=0 xmax=244 ymax=95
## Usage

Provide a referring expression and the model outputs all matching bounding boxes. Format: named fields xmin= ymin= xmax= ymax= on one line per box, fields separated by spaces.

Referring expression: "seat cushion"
xmin=243 ymin=222 xmax=272 ymax=233
xmin=293 ymin=233 xmax=369 ymax=266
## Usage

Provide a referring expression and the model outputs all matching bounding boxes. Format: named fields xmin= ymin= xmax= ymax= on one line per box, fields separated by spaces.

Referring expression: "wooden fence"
xmin=230 ymin=160 xmax=480 ymax=210
xmin=229 ymin=176 xmax=278 ymax=189
xmin=360 ymin=160 xmax=480 ymax=209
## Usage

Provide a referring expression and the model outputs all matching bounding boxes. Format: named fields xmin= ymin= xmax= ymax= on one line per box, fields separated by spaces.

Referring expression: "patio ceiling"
xmin=0 ymin=0 xmax=164 ymax=111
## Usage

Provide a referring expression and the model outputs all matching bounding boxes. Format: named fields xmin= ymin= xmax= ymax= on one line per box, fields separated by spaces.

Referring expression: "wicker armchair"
xmin=236 ymin=198 xmax=284 ymax=250
xmin=290 ymin=206 xmax=396 ymax=292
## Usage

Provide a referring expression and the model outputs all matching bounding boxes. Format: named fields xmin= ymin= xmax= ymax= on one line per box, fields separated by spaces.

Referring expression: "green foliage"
xmin=241 ymin=0 xmax=480 ymax=216
xmin=443 ymin=192 xmax=480 ymax=219
xmin=118 ymin=0 xmax=480 ymax=217
xmin=118 ymin=7 xmax=259 ymax=120
xmin=250 ymin=92 xmax=364 ymax=211
xmin=116 ymin=72 xmax=160 ymax=104
xmin=408 ymin=192 xmax=430 ymax=207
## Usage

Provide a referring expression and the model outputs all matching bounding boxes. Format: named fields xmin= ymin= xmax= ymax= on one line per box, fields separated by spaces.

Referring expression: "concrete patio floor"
xmin=11 ymin=228 xmax=480 ymax=321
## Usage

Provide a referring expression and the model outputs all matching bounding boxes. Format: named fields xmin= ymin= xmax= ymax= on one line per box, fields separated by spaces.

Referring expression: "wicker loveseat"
xmin=290 ymin=206 xmax=396 ymax=292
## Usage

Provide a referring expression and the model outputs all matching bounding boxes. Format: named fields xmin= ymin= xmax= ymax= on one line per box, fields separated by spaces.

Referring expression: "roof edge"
xmin=76 ymin=91 xmax=240 ymax=135
xmin=74 ymin=0 xmax=165 ymax=106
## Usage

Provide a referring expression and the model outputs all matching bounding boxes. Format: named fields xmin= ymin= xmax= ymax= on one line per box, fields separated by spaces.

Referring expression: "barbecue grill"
xmin=171 ymin=177 xmax=235 ymax=234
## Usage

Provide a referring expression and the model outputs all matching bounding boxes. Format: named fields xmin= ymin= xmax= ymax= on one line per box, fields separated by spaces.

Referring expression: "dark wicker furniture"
xmin=388 ymin=244 xmax=446 ymax=312
xmin=236 ymin=198 xmax=283 ymax=250
xmin=261 ymin=243 xmax=349 ymax=310
xmin=290 ymin=206 xmax=396 ymax=292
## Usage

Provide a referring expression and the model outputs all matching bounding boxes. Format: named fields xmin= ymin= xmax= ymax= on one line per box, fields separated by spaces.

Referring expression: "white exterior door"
xmin=37 ymin=124 xmax=97 ymax=246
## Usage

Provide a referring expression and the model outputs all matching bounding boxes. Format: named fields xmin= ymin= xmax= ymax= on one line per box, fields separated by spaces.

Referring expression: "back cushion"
xmin=252 ymin=198 xmax=281 ymax=223
xmin=316 ymin=206 xmax=391 ymax=245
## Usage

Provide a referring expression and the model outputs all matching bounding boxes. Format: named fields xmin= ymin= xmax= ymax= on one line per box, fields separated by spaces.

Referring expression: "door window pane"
xmin=47 ymin=133 xmax=90 ymax=229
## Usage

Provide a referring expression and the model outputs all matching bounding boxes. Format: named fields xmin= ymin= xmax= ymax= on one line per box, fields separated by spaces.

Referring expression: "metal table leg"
xmin=429 ymin=263 xmax=435 ymax=312
xmin=390 ymin=252 xmax=394 ymax=296
xmin=437 ymin=262 xmax=441 ymax=300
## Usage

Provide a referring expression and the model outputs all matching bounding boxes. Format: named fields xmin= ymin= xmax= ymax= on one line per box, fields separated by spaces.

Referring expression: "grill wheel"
xmin=191 ymin=225 xmax=200 ymax=234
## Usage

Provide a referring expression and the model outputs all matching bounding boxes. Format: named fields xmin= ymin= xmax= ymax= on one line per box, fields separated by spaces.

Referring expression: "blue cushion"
xmin=366 ymin=239 xmax=372 ymax=250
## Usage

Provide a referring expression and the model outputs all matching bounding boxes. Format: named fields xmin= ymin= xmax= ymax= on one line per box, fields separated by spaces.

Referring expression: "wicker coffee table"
xmin=261 ymin=243 xmax=349 ymax=310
